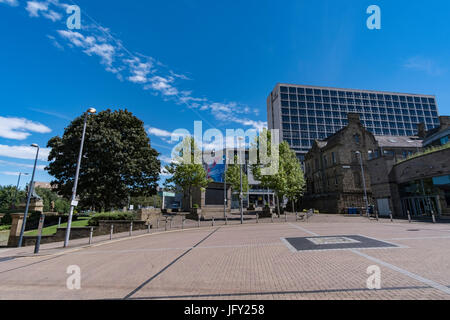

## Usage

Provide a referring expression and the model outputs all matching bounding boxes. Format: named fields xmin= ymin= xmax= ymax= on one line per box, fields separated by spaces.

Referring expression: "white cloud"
xmin=404 ymin=56 xmax=445 ymax=76
xmin=0 ymin=171 xmax=23 ymax=176
xmin=0 ymin=0 xmax=19 ymax=6
xmin=0 ymin=145 xmax=50 ymax=161
xmin=14 ymin=2 xmax=266 ymax=130
xmin=0 ymin=159 xmax=46 ymax=170
xmin=0 ymin=117 xmax=51 ymax=140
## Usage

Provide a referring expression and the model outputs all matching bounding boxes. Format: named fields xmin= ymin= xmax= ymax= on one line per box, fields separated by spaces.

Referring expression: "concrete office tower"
xmin=267 ymin=84 xmax=440 ymax=163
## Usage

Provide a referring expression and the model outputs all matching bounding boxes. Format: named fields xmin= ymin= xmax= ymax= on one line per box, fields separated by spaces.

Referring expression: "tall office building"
xmin=267 ymin=83 xmax=440 ymax=162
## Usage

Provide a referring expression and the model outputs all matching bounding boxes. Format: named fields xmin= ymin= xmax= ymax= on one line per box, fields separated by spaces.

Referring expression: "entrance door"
xmin=377 ymin=198 xmax=390 ymax=216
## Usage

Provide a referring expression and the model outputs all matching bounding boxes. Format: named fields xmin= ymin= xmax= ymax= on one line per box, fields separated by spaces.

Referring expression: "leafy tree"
xmin=164 ymin=137 xmax=211 ymax=210
xmin=225 ymin=155 xmax=249 ymax=193
xmin=130 ymin=194 xmax=162 ymax=208
xmin=46 ymin=109 xmax=161 ymax=211
xmin=0 ymin=186 xmax=26 ymax=211
xmin=251 ymin=129 xmax=306 ymax=214
xmin=34 ymin=187 xmax=71 ymax=214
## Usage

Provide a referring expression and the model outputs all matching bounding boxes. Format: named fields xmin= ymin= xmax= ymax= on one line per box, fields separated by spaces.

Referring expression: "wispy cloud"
xmin=29 ymin=107 xmax=72 ymax=120
xmin=404 ymin=56 xmax=445 ymax=76
xmin=0 ymin=145 xmax=50 ymax=161
xmin=0 ymin=116 xmax=51 ymax=140
xmin=0 ymin=0 xmax=19 ymax=7
xmin=148 ymin=126 xmax=189 ymax=144
xmin=0 ymin=159 xmax=46 ymax=170
xmin=7 ymin=0 xmax=265 ymax=130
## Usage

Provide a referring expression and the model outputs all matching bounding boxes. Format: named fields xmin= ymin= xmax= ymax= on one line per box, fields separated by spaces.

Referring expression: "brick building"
xmin=302 ymin=113 xmax=422 ymax=214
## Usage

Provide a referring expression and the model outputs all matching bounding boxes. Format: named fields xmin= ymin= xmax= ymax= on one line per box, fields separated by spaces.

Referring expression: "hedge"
xmin=88 ymin=212 xmax=136 ymax=227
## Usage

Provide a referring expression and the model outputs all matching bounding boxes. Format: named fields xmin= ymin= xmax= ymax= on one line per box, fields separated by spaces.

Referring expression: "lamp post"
xmin=64 ymin=108 xmax=96 ymax=248
xmin=355 ymin=151 xmax=369 ymax=217
xmin=238 ymin=137 xmax=244 ymax=224
xmin=17 ymin=144 xmax=39 ymax=248
xmin=12 ymin=172 xmax=29 ymax=210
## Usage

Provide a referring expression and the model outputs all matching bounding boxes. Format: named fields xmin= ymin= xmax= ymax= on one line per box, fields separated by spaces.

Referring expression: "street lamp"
xmin=64 ymin=108 xmax=96 ymax=248
xmin=238 ymin=137 xmax=244 ymax=224
xmin=17 ymin=144 xmax=39 ymax=248
xmin=12 ymin=172 xmax=29 ymax=209
xmin=355 ymin=151 xmax=369 ymax=217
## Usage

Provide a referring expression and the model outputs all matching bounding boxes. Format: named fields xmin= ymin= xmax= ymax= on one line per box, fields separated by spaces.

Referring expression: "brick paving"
xmin=0 ymin=214 xmax=449 ymax=300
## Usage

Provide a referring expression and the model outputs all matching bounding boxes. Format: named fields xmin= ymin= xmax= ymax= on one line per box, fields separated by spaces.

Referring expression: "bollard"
xmin=407 ymin=210 xmax=412 ymax=223
xmin=157 ymin=219 xmax=160 ymax=229
xmin=375 ymin=209 xmax=379 ymax=221
xmin=34 ymin=214 xmax=45 ymax=254
xmin=89 ymin=227 xmax=94 ymax=245
xmin=170 ymin=218 xmax=172 ymax=229
xmin=431 ymin=210 xmax=436 ymax=224
xmin=296 ymin=212 xmax=298 ymax=222
xmin=198 ymin=215 xmax=201 ymax=228
xmin=165 ymin=218 xmax=168 ymax=231
xmin=390 ymin=212 xmax=393 ymax=223
xmin=225 ymin=215 xmax=228 ymax=225
xmin=271 ymin=214 xmax=274 ymax=223
xmin=285 ymin=213 xmax=288 ymax=223
xmin=129 ymin=221 xmax=133 ymax=236
xmin=110 ymin=225 xmax=114 ymax=240
xmin=182 ymin=217 xmax=185 ymax=230
xmin=148 ymin=222 xmax=151 ymax=233
xmin=57 ymin=217 xmax=61 ymax=229
xmin=256 ymin=213 xmax=259 ymax=224
xmin=212 ymin=217 xmax=215 ymax=227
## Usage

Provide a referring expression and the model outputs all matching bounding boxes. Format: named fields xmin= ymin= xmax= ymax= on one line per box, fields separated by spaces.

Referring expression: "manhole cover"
xmin=283 ymin=235 xmax=399 ymax=252
xmin=407 ymin=229 xmax=420 ymax=232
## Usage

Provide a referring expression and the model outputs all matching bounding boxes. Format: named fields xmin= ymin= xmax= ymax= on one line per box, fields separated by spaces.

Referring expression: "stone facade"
xmin=302 ymin=113 xmax=423 ymax=214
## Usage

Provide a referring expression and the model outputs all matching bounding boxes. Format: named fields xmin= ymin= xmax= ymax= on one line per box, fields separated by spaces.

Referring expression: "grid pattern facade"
xmin=267 ymin=84 xmax=440 ymax=162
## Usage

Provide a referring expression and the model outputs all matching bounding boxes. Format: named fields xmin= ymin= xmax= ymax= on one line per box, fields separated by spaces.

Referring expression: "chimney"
xmin=417 ymin=123 xmax=426 ymax=138
xmin=347 ymin=113 xmax=361 ymax=125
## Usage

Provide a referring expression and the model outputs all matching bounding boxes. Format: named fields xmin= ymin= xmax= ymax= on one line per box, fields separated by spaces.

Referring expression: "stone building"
xmin=302 ymin=113 xmax=423 ymax=214
xmin=368 ymin=116 xmax=450 ymax=218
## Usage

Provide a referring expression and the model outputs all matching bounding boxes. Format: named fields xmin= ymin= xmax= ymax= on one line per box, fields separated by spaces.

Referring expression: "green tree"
xmin=251 ymin=129 xmax=306 ymax=214
xmin=164 ymin=137 xmax=211 ymax=210
xmin=225 ymin=155 xmax=249 ymax=193
xmin=34 ymin=187 xmax=71 ymax=214
xmin=131 ymin=194 xmax=162 ymax=208
xmin=46 ymin=109 xmax=161 ymax=211
xmin=0 ymin=186 xmax=26 ymax=211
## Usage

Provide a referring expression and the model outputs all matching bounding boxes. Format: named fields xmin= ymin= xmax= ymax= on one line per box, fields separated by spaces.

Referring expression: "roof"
xmin=374 ymin=136 xmax=423 ymax=148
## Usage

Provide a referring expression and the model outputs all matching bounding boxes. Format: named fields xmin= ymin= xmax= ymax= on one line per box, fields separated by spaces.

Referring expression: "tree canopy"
xmin=46 ymin=109 xmax=160 ymax=211
xmin=251 ymin=129 xmax=306 ymax=204
xmin=164 ymin=137 xmax=211 ymax=209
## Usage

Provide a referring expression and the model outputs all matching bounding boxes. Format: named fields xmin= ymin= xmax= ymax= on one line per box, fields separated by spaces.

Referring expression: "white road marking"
xmin=288 ymin=223 xmax=320 ymax=236
xmin=351 ymin=249 xmax=450 ymax=296
xmin=288 ymin=223 xmax=450 ymax=296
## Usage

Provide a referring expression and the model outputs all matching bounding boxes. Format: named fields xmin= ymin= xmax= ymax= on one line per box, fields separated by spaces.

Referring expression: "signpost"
xmin=34 ymin=214 xmax=45 ymax=254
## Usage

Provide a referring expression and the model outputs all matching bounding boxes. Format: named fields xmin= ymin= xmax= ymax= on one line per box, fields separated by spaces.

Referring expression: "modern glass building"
xmin=267 ymin=84 xmax=440 ymax=162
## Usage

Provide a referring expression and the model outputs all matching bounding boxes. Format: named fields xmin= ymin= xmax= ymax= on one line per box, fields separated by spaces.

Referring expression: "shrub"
xmin=193 ymin=204 xmax=199 ymax=209
xmin=0 ymin=213 xmax=12 ymax=226
xmin=88 ymin=211 xmax=136 ymax=227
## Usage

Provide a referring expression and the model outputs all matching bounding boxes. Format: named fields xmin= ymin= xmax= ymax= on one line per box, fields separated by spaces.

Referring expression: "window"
xmin=280 ymin=87 xmax=288 ymax=93
xmin=354 ymin=134 xmax=360 ymax=144
xmin=332 ymin=152 xmax=336 ymax=164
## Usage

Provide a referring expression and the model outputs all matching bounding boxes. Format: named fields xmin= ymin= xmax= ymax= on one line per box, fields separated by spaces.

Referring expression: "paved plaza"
xmin=0 ymin=214 xmax=450 ymax=300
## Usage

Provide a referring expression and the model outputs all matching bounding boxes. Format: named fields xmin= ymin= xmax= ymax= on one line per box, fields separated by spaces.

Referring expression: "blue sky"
xmin=0 ymin=0 xmax=449 ymax=188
